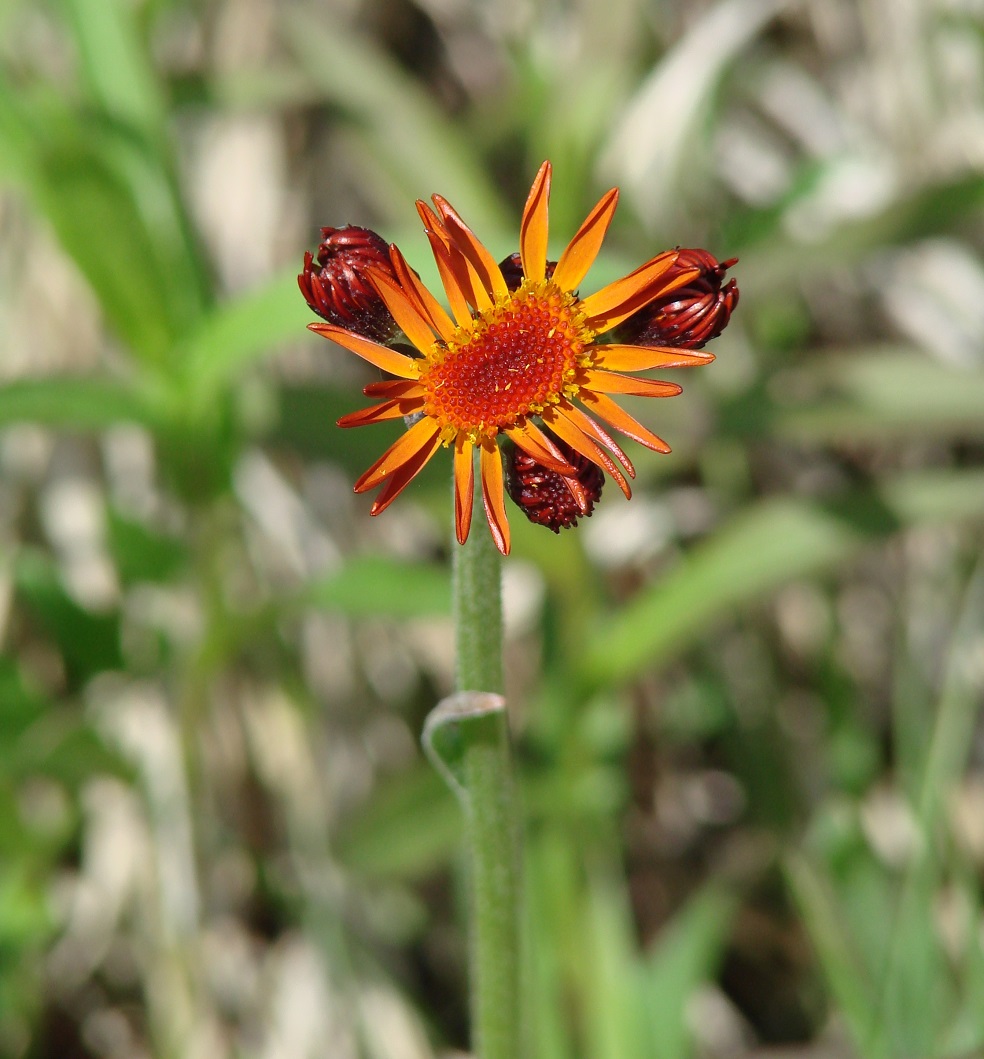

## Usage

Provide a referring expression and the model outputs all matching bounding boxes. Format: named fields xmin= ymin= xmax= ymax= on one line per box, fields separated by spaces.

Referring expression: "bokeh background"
xmin=2 ymin=0 xmax=984 ymax=1056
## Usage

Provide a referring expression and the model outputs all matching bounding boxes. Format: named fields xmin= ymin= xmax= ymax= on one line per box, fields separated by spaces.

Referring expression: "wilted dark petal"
xmin=505 ymin=436 xmax=604 ymax=532
xmin=298 ymin=225 xmax=400 ymax=343
xmin=618 ymin=249 xmax=738 ymax=350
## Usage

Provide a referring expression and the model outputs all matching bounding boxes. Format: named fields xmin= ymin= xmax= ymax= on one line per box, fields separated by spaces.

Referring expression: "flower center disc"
xmin=421 ymin=281 xmax=589 ymax=442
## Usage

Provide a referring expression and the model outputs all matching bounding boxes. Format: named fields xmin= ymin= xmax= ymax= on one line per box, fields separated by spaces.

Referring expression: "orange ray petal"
xmin=369 ymin=429 xmax=444 ymax=516
xmin=418 ymin=200 xmax=491 ymax=315
xmin=421 ymin=225 xmax=474 ymax=327
xmin=366 ymin=268 xmax=439 ymax=354
xmin=432 ymin=193 xmax=508 ymax=302
xmin=337 ymin=400 xmax=422 ymax=428
xmin=479 ymin=439 xmax=511 ymax=555
xmin=580 ymin=254 xmax=699 ymax=332
xmin=555 ymin=399 xmax=635 ymax=479
xmin=591 ymin=344 xmax=714 ymax=371
xmin=581 ymin=368 xmax=683 ymax=398
xmin=388 ymin=245 xmax=456 ymax=342
xmin=579 ymin=389 xmax=672 ymax=453
xmin=308 ymin=322 xmax=420 ymax=380
xmin=453 ymin=436 xmax=475 ymax=544
xmin=354 ymin=417 xmax=441 ymax=492
xmin=502 ymin=421 xmax=577 ymax=476
xmin=541 ymin=406 xmax=632 ymax=499
xmin=520 ymin=160 xmax=551 ymax=284
xmin=552 ymin=187 xmax=619 ymax=292
xmin=363 ymin=379 xmax=426 ymax=399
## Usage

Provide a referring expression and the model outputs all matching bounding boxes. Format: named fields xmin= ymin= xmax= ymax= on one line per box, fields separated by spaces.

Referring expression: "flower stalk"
xmin=454 ymin=482 xmax=521 ymax=1059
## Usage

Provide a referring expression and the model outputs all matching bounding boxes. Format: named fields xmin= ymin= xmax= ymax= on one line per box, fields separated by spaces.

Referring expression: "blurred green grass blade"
xmin=13 ymin=550 xmax=123 ymax=685
xmin=600 ymin=0 xmax=786 ymax=229
xmin=302 ymin=556 xmax=451 ymax=618
xmin=57 ymin=0 xmax=165 ymax=139
xmin=0 ymin=377 xmax=155 ymax=430
xmin=785 ymin=851 xmax=884 ymax=1057
xmin=283 ymin=10 xmax=508 ymax=234
xmin=880 ymin=560 xmax=984 ymax=1055
xmin=915 ymin=558 xmax=984 ymax=825
xmin=584 ymin=468 xmax=984 ymax=686
xmin=582 ymin=868 xmax=649 ymax=1059
xmin=181 ymin=269 xmax=309 ymax=399
xmin=723 ymin=348 xmax=984 ymax=443
xmin=334 ymin=763 xmax=460 ymax=878
xmin=525 ymin=832 xmax=581 ymax=1059
xmin=732 ymin=173 xmax=984 ymax=287
xmin=0 ymin=89 xmax=209 ymax=363
xmin=643 ymin=885 xmax=736 ymax=1059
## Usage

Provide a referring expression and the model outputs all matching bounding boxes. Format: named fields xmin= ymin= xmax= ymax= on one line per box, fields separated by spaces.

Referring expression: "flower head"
xmin=307 ymin=162 xmax=721 ymax=554
xmin=299 ymin=225 xmax=399 ymax=343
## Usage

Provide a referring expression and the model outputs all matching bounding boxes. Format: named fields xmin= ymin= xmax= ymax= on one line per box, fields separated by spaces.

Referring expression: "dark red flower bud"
xmin=498 ymin=252 xmax=557 ymax=292
xmin=620 ymin=249 xmax=738 ymax=349
xmin=505 ymin=438 xmax=604 ymax=533
xmin=299 ymin=225 xmax=399 ymax=343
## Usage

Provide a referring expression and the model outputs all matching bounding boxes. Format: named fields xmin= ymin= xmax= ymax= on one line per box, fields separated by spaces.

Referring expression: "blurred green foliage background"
xmin=1 ymin=0 xmax=984 ymax=1056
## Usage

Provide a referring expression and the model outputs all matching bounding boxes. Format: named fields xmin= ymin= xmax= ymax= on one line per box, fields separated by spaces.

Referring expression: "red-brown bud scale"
xmin=298 ymin=225 xmax=400 ymax=343
xmin=620 ymin=249 xmax=738 ymax=349
xmin=505 ymin=438 xmax=605 ymax=532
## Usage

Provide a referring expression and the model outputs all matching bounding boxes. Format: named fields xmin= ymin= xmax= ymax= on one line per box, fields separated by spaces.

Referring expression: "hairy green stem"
xmin=452 ymin=491 xmax=522 ymax=1059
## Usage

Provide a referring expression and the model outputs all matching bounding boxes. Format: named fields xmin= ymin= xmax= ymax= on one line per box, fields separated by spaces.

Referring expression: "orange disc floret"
xmin=419 ymin=280 xmax=593 ymax=443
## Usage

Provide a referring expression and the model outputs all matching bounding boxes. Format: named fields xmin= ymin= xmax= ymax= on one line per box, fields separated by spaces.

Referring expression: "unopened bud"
xmin=621 ymin=249 xmax=738 ymax=349
xmin=299 ymin=225 xmax=399 ymax=343
xmin=505 ymin=438 xmax=604 ymax=533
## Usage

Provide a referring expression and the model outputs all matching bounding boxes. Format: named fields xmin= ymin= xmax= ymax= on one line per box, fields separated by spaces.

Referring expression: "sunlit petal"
xmin=337 ymin=400 xmax=422 ymax=428
xmin=432 ymin=194 xmax=508 ymax=301
xmin=502 ymin=420 xmax=577 ymax=476
xmin=556 ymin=399 xmax=635 ymax=479
xmin=592 ymin=344 xmax=714 ymax=370
xmin=520 ymin=160 xmax=551 ymax=284
xmin=308 ymin=322 xmax=420 ymax=379
xmin=422 ymin=228 xmax=474 ymax=326
xmin=582 ymin=368 xmax=683 ymax=398
xmin=453 ymin=436 xmax=475 ymax=544
xmin=388 ymin=245 xmax=456 ymax=342
xmin=368 ymin=268 xmax=440 ymax=353
xmin=369 ymin=429 xmax=444 ymax=515
xmin=552 ymin=187 xmax=618 ymax=291
xmin=480 ymin=440 xmax=511 ymax=555
xmin=541 ymin=406 xmax=632 ymax=499
xmin=581 ymin=255 xmax=700 ymax=332
xmin=580 ymin=390 xmax=672 ymax=453
xmin=362 ymin=379 xmax=426 ymax=399
xmin=354 ymin=417 xmax=442 ymax=492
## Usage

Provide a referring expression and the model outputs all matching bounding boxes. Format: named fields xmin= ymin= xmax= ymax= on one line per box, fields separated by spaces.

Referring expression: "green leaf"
xmin=643 ymin=885 xmax=737 ymax=1059
xmin=722 ymin=347 xmax=984 ymax=443
xmin=584 ymin=469 xmax=984 ymax=686
xmin=785 ymin=851 xmax=884 ymax=1056
xmin=180 ymin=270 xmax=309 ymax=400
xmin=303 ymin=556 xmax=451 ymax=618
xmin=0 ymin=377 xmax=154 ymax=431
xmin=57 ymin=0 xmax=165 ymax=139
xmin=284 ymin=11 xmax=508 ymax=235
xmin=13 ymin=549 xmax=123 ymax=685
xmin=0 ymin=90 xmax=209 ymax=364
xmin=334 ymin=764 xmax=461 ymax=878
xmin=106 ymin=509 xmax=188 ymax=585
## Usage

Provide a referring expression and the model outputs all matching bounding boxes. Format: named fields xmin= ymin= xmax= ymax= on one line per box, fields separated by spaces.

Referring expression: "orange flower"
xmin=309 ymin=161 xmax=715 ymax=555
